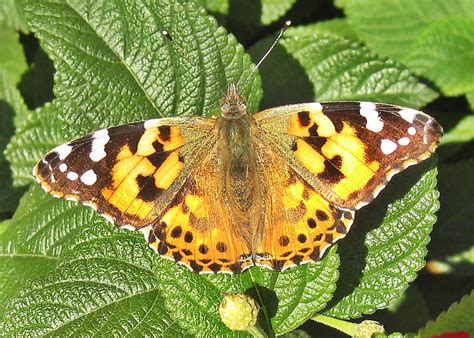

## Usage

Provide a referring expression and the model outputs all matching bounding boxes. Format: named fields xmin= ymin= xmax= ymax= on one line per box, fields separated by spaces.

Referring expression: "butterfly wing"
xmin=34 ymin=117 xmax=215 ymax=229
xmin=249 ymin=141 xmax=354 ymax=272
xmin=250 ymin=101 xmax=441 ymax=271
xmin=255 ymin=101 xmax=442 ymax=209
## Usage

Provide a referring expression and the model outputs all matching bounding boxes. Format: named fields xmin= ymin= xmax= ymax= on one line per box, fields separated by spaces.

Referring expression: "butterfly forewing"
xmin=255 ymin=101 xmax=442 ymax=210
xmin=34 ymin=117 xmax=214 ymax=228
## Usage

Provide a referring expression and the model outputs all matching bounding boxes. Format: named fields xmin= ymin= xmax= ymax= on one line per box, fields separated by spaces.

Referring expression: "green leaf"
xmin=25 ymin=0 xmax=260 ymax=140
xmin=0 ymin=0 xmax=29 ymax=32
xmin=302 ymin=18 xmax=360 ymax=41
xmin=1 ymin=187 xmax=186 ymax=336
xmin=0 ymin=25 xmax=28 ymax=85
xmin=429 ymin=160 xmax=474 ymax=275
xmin=156 ymin=246 xmax=340 ymax=336
xmin=260 ymin=0 xmax=296 ymax=25
xmin=5 ymin=102 xmax=66 ymax=187
xmin=340 ymin=0 xmax=474 ymax=63
xmin=249 ymin=29 xmax=437 ymax=110
xmin=196 ymin=0 xmax=228 ymax=16
xmin=0 ymin=71 xmax=28 ymax=213
xmin=418 ymin=290 xmax=474 ymax=337
xmin=406 ymin=16 xmax=474 ymax=96
xmin=323 ymin=161 xmax=439 ymax=319
xmin=0 ymin=186 xmax=62 ymax=318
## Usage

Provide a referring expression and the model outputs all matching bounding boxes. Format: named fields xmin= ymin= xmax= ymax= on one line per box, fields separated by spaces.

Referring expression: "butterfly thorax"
xmin=215 ymin=85 xmax=264 ymax=245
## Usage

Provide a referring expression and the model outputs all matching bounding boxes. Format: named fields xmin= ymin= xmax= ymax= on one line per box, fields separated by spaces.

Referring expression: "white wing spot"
xmin=90 ymin=129 xmax=110 ymax=162
xmin=59 ymin=163 xmax=68 ymax=172
xmin=408 ymin=126 xmax=416 ymax=135
xmin=398 ymin=137 xmax=410 ymax=146
xmin=144 ymin=119 xmax=160 ymax=129
xmin=80 ymin=169 xmax=97 ymax=185
xmin=310 ymin=102 xmax=323 ymax=112
xmin=90 ymin=148 xmax=107 ymax=162
xmin=53 ymin=144 xmax=72 ymax=160
xmin=381 ymin=139 xmax=397 ymax=154
xmin=67 ymin=171 xmax=78 ymax=180
xmin=360 ymin=102 xmax=383 ymax=132
xmin=399 ymin=108 xmax=418 ymax=123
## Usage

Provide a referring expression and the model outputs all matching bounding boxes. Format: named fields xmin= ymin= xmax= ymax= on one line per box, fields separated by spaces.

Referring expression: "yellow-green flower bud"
xmin=219 ymin=293 xmax=260 ymax=331
xmin=355 ymin=320 xmax=385 ymax=338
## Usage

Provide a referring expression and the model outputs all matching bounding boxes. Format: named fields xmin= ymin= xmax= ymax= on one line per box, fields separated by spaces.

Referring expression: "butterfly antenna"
xmin=240 ymin=20 xmax=291 ymax=93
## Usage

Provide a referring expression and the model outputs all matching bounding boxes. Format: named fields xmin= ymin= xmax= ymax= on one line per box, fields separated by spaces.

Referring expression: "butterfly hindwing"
xmin=145 ymin=145 xmax=255 ymax=274
xmin=255 ymin=101 xmax=442 ymax=209
xmin=34 ymin=117 xmax=214 ymax=228
xmin=251 ymin=143 xmax=354 ymax=271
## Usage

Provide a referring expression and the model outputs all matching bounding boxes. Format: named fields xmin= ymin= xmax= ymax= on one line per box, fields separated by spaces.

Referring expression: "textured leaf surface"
xmin=5 ymin=102 xmax=65 ymax=187
xmin=340 ymin=0 xmax=474 ymax=63
xmin=1 ymin=186 xmax=186 ymax=336
xmin=323 ymin=162 xmax=439 ymax=318
xmin=0 ymin=26 xmax=27 ymax=85
xmin=419 ymin=291 xmax=474 ymax=337
xmin=25 ymin=0 xmax=260 ymax=140
xmin=249 ymin=28 xmax=437 ymax=109
xmin=0 ymin=186 xmax=65 ymax=318
xmin=156 ymin=247 xmax=339 ymax=336
xmin=407 ymin=16 xmax=474 ymax=96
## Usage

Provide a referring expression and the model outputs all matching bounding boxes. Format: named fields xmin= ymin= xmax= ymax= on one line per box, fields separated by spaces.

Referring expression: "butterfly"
xmin=33 ymin=81 xmax=442 ymax=274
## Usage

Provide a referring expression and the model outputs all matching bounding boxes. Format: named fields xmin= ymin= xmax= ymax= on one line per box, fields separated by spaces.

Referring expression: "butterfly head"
xmin=221 ymin=83 xmax=247 ymax=120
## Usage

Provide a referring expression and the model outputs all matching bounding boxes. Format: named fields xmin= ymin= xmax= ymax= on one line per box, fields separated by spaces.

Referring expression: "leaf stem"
xmin=311 ymin=314 xmax=358 ymax=336
xmin=247 ymin=324 xmax=268 ymax=338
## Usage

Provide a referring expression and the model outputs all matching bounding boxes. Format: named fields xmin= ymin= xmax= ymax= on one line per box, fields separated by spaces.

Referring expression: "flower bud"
xmin=219 ymin=293 xmax=260 ymax=331
xmin=355 ymin=320 xmax=385 ymax=338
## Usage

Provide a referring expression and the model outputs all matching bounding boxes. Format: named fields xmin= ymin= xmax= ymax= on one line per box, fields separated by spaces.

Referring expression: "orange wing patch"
xmin=256 ymin=102 xmax=442 ymax=209
xmin=102 ymin=126 xmax=185 ymax=220
xmin=255 ymin=167 xmax=354 ymax=272
xmin=34 ymin=119 xmax=213 ymax=229
xmin=146 ymin=181 xmax=254 ymax=274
